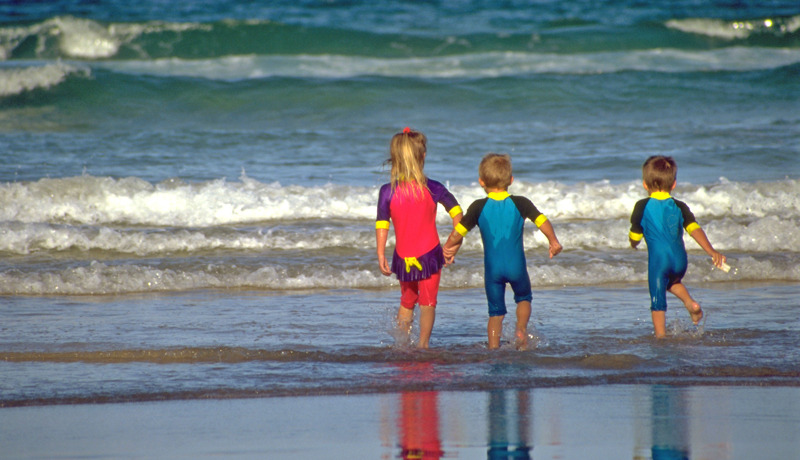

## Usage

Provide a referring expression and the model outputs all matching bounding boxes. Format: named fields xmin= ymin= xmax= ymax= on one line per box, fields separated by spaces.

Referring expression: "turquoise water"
xmin=1 ymin=1 xmax=799 ymax=407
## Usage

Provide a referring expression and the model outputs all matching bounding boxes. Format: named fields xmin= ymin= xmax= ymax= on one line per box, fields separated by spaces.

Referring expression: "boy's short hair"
xmin=479 ymin=153 xmax=513 ymax=189
xmin=642 ymin=155 xmax=677 ymax=191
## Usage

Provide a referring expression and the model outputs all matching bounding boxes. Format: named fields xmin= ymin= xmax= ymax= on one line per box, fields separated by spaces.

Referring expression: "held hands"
xmin=443 ymin=245 xmax=457 ymax=265
xmin=442 ymin=242 xmax=460 ymax=266
xmin=442 ymin=232 xmax=463 ymax=266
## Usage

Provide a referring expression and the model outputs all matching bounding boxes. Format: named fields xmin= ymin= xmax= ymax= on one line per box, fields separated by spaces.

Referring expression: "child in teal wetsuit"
xmin=443 ymin=153 xmax=562 ymax=350
xmin=629 ymin=155 xmax=726 ymax=338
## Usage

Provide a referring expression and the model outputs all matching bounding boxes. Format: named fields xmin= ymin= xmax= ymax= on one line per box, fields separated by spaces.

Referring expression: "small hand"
xmin=549 ymin=241 xmax=563 ymax=259
xmin=378 ymin=256 xmax=392 ymax=276
xmin=710 ymin=250 xmax=726 ymax=268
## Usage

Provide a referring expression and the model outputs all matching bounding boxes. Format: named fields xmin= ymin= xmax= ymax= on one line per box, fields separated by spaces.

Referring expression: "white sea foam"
xmin=0 ymin=222 xmax=376 ymax=255
xmin=0 ymin=252 xmax=795 ymax=296
xmin=666 ymin=16 xmax=800 ymax=40
xmin=1 ymin=175 xmax=797 ymax=229
xmin=95 ymin=46 xmax=800 ymax=80
xmin=0 ymin=62 xmax=89 ymax=96
xmin=0 ymin=261 xmax=390 ymax=295
xmin=0 ymin=16 xmax=211 ymax=61
xmin=0 ymin=175 xmax=377 ymax=226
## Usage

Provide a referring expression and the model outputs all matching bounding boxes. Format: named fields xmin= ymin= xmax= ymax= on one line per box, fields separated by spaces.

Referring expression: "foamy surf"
xmin=0 ymin=174 xmax=796 ymax=295
xmin=0 ymin=62 xmax=89 ymax=96
xmin=88 ymin=46 xmax=800 ymax=80
xmin=2 ymin=175 xmax=797 ymax=226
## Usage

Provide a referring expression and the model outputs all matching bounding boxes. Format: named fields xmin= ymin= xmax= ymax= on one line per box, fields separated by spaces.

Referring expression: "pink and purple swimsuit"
xmin=376 ymin=179 xmax=462 ymax=282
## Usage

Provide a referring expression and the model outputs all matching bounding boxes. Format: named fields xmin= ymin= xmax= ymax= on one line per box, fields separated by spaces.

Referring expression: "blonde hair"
xmin=642 ymin=155 xmax=677 ymax=192
xmin=388 ymin=128 xmax=427 ymax=196
xmin=479 ymin=153 xmax=513 ymax=189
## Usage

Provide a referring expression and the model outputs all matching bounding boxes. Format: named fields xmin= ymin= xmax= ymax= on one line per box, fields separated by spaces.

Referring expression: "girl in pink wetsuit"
xmin=376 ymin=127 xmax=462 ymax=348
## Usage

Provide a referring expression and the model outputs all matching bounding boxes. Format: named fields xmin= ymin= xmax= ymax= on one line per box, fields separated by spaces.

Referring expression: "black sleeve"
xmin=630 ymin=198 xmax=649 ymax=234
xmin=510 ymin=195 xmax=542 ymax=222
xmin=673 ymin=198 xmax=698 ymax=228
xmin=460 ymin=198 xmax=488 ymax=232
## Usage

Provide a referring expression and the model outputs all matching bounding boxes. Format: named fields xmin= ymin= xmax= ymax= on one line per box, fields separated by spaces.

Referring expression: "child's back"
xmin=629 ymin=156 xmax=726 ymax=337
xmin=444 ymin=154 xmax=561 ymax=349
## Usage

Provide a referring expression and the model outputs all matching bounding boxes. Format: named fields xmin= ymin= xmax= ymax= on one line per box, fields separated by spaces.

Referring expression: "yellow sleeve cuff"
xmin=685 ymin=222 xmax=701 ymax=234
xmin=448 ymin=205 xmax=463 ymax=218
xmin=375 ymin=220 xmax=390 ymax=230
xmin=534 ymin=214 xmax=548 ymax=228
xmin=629 ymin=231 xmax=643 ymax=242
xmin=455 ymin=223 xmax=469 ymax=237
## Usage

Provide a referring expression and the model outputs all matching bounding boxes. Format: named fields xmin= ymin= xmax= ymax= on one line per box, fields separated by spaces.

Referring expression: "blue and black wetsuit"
xmin=629 ymin=192 xmax=700 ymax=312
xmin=456 ymin=191 xmax=549 ymax=317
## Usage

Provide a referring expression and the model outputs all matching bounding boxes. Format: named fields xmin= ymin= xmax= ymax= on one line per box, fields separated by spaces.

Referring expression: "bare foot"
xmin=687 ymin=302 xmax=703 ymax=325
xmin=515 ymin=329 xmax=528 ymax=351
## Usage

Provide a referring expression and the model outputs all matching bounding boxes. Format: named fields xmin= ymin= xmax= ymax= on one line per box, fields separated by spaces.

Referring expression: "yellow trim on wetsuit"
xmin=404 ymin=257 xmax=422 ymax=273
xmin=685 ymin=222 xmax=701 ymax=234
xmin=375 ymin=220 xmax=390 ymax=230
xmin=455 ymin=222 xmax=469 ymax=237
xmin=534 ymin=214 xmax=548 ymax=228
xmin=649 ymin=191 xmax=671 ymax=200
xmin=487 ymin=191 xmax=510 ymax=201
xmin=448 ymin=205 xmax=463 ymax=218
xmin=629 ymin=231 xmax=644 ymax=241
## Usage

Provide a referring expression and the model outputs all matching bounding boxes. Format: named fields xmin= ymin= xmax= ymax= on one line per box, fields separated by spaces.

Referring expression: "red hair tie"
xmin=403 ymin=127 xmax=411 ymax=134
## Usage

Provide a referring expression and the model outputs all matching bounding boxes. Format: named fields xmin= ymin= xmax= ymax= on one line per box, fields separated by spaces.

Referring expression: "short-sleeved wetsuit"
xmin=376 ymin=179 xmax=462 ymax=282
xmin=455 ymin=191 xmax=549 ymax=317
xmin=629 ymin=191 xmax=700 ymax=311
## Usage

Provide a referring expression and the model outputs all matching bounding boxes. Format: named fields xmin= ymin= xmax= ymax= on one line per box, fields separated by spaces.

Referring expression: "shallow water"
xmin=1 ymin=283 xmax=797 ymax=407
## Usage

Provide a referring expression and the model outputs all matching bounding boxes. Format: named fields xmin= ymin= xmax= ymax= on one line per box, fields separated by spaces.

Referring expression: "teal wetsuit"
xmin=456 ymin=191 xmax=549 ymax=317
xmin=629 ymin=192 xmax=700 ymax=312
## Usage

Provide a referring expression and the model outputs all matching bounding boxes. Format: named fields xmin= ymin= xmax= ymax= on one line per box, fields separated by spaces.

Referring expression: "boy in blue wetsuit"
xmin=629 ymin=155 xmax=726 ymax=338
xmin=443 ymin=153 xmax=562 ymax=349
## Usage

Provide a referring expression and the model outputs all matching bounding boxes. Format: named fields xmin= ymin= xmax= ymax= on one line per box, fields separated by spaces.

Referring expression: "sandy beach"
xmin=2 ymin=384 xmax=798 ymax=459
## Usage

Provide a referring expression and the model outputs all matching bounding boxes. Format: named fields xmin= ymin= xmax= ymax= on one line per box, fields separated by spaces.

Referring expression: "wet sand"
xmin=2 ymin=384 xmax=798 ymax=459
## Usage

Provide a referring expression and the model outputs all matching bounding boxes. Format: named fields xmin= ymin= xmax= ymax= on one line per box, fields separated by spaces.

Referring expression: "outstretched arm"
xmin=375 ymin=228 xmax=392 ymax=276
xmin=538 ymin=220 xmax=562 ymax=259
xmin=689 ymin=227 xmax=726 ymax=268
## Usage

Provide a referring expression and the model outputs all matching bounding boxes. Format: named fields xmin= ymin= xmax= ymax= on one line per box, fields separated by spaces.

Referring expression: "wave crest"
xmin=0 ymin=62 xmax=89 ymax=96
xmin=666 ymin=15 xmax=800 ymax=40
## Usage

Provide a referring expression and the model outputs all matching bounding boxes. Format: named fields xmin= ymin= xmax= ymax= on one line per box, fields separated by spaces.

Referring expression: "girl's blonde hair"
xmin=388 ymin=127 xmax=427 ymax=196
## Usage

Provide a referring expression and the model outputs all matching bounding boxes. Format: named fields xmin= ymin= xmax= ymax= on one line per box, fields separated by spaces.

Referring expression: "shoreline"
xmin=3 ymin=379 xmax=800 ymax=409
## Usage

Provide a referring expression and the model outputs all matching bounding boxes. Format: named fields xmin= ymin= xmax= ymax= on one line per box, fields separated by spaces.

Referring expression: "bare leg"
xmin=417 ymin=305 xmax=435 ymax=349
xmin=651 ymin=310 xmax=667 ymax=338
xmin=396 ymin=306 xmax=414 ymax=343
xmin=488 ymin=315 xmax=504 ymax=349
xmin=515 ymin=300 xmax=531 ymax=350
xmin=668 ymin=282 xmax=703 ymax=324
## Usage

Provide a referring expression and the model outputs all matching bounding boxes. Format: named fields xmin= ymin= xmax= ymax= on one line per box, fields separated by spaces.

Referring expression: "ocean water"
xmin=1 ymin=0 xmax=799 ymax=409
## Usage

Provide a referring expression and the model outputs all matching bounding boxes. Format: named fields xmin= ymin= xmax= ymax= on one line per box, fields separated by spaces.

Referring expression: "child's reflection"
xmin=399 ymin=390 xmax=443 ymax=460
xmin=651 ymin=385 xmax=690 ymax=460
xmin=394 ymin=362 xmax=444 ymax=460
xmin=488 ymin=390 xmax=531 ymax=459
